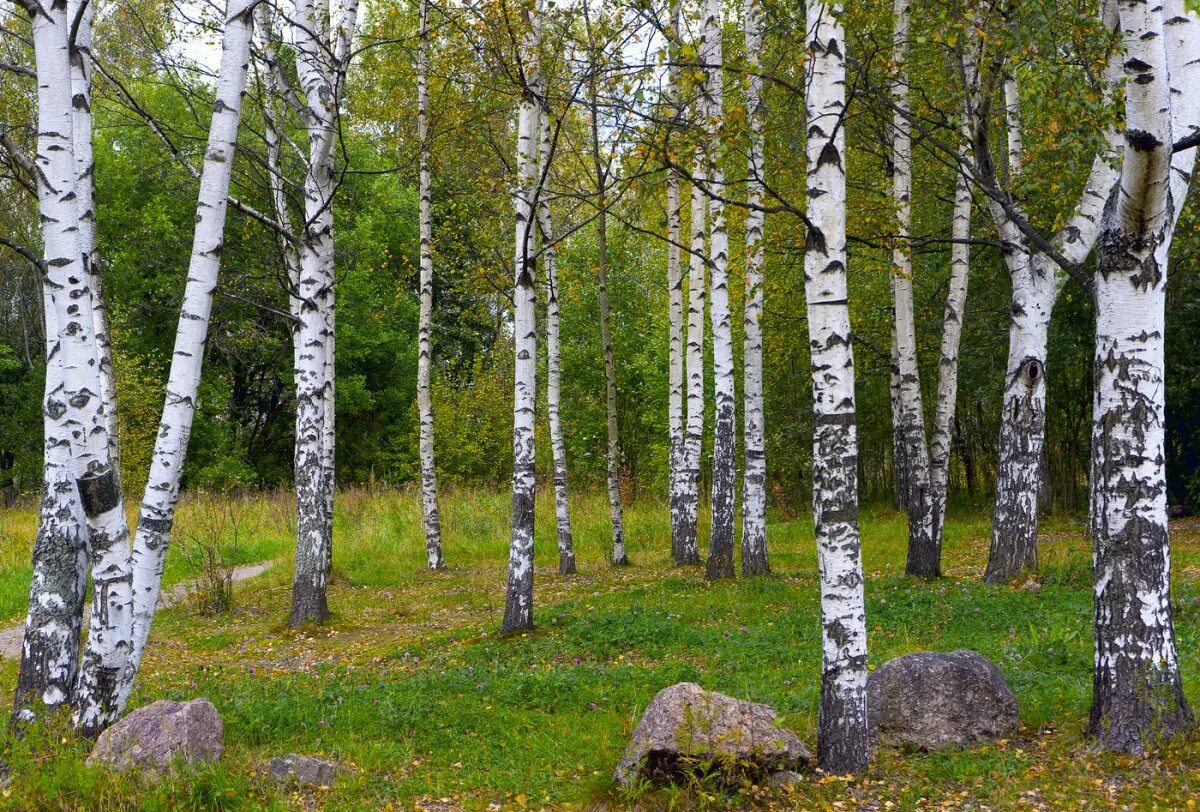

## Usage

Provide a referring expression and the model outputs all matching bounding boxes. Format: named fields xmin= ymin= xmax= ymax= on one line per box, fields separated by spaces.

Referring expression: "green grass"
xmin=2 ymin=488 xmax=1200 ymax=809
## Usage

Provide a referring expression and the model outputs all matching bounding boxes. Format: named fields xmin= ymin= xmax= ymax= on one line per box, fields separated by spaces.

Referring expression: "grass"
xmin=1 ymin=487 xmax=1200 ymax=809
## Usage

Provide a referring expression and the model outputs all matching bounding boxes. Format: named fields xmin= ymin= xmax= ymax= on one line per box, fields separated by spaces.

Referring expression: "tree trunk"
xmin=503 ymin=0 xmax=541 ymax=633
xmin=537 ymin=109 xmax=574 ymax=574
xmin=890 ymin=0 xmax=936 ymax=578
xmin=679 ymin=150 xmax=706 ymax=567
xmin=805 ymin=0 xmax=869 ymax=773
xmin=122 ymin=0 xmax=257 ymax=692
xmin=417 ymin=0 xmax=443 ymax=570
xmin=666 ymin=0 xmax=688 ymax=566
xmin=928 ymin=124 xmax=972 ymax=553
xmin=703 ymin=0 xmax=735 ymax=581
xmin=1088 ymin=0 xmax=1198 ymax=753
xmin=14 ymin=301 xmax=87 ymax=723
xmin=29 ymin=0 xmax=134 ymax=735
xmin=740 ymin=0 xmax=768 ymax=576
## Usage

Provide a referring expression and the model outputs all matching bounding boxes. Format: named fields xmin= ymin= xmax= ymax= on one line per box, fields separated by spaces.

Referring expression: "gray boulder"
xmin=88 ymin=699 xmax=223 ymax=771
xmin=867 ymin=649 xmax=1018 ymax=751
xmin=266 ymin=754 xmax=344 ymax=788
xmin=613 ymin=682 xmax=810 ymax=787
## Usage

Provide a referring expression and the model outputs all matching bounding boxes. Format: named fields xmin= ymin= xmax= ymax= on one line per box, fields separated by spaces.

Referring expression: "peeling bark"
xmin=1088 ymin=0 xmax=1198 ymax=753
xmin=805 ymin=0 xmax=869 ymax=773
xmin=666 ymin=0 xmax=688 ymax=566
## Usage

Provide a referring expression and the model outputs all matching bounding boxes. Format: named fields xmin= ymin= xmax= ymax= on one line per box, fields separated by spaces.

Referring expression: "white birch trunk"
xmin=1088 ymin=0 xmax=1199 ymax=753
xmin=27 ymin=0 xmax=133 ymax=735
xmin=928 ymin=120 xmax=972 ymax=553
xmin=14 ymin=299 xmax=88 ymax=722
xmin=679 ymin=150 xmax=706 ymax=567
xmin=537 ymin=110 xmax=574 ymax=575
xmin=890 ymin=0 xmax=936 ymax=578
xmin=502 ymin=0 xmax=541 ymax=632
xmin=740 ymin=0 xmax=768 ymax=576
xmin=119 ymin=0 xmax=256 ymax=700
xmin=666 ymin=0 xmax=688 ymax=566
xmin=289 ymin=0 xmax=357 ymax=626
xmin=417 ymin=0 xmax=443 ymax=570
xmin=980 ymin=40 xmax=1122 ymax=582
xmin=805 ymin=0 xmax=869 ymax=773
xmin=702 ymin=0 xmax=736 ymax=581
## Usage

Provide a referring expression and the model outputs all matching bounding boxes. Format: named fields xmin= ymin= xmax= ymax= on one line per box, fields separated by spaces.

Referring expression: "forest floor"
xmin=1 ymin=488 xmax=1200 ymax=810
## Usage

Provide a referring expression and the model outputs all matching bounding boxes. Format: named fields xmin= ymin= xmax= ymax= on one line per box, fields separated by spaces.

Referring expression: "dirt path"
xmin=0 ymin=559 xmax=279 ymax=660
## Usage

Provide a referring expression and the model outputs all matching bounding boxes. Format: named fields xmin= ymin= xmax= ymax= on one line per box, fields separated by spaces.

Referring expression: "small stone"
xmin=767 ymin=770 xmax=804 ymax=787
xmin=868 ymin=649 xmax=1019 ymax=751
xmin=88 ymin=699 xmax=223 ymax=772
xmin=613 ymin=682 xmax=811 ymax=787
xmin=266 ymin=754 xmax=343 ymax=788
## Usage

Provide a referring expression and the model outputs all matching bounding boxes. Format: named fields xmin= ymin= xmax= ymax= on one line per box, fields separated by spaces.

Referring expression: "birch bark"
xmin=417 ymin=0 xmax=443 ymax=569
xmin=1088 ymin=0 xmax=1199 ymax=753
xmin=26 ymin=0 xmax=134 ymax=735
xmin=679 ymin=149 xmax=706 ymax=567
xmin=538 ymin=110 xmax=575 ymax=575
xmin=666 ymin=0 xmax=688 ymax=566
xmin=121 ymin=0 xmax=257 ymax=696
xmin=502 ymin=0 xmax=542 ymax=632
xmin=702 ymin=0 xmax=736 ymax=581
xmin=890 ymin=0 xmax=936 ymax=578
xmin=741 ymin=0 xmax=768 ymax=575
xmin=928 ymin=121 xmax=972 ymax=553
xmin=805 ymin=0 xmax=869 ymax=773
xmin=588 ymin=83 xmax=628 ymax=567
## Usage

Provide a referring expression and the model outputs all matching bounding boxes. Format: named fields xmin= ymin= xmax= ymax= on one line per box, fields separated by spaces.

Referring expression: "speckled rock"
xmin=88 ymin=699 xmax=223 ymax=771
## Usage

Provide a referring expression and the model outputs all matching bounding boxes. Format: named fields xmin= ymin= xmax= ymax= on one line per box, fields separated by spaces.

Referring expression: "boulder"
xmin=89 ymin=699 xmax=223 ymax=771
xmin=613 ymin=682 xmax=810 ymax=787
xmin=867 ymin=649 xmax=1018 ymax=751
xmin=266 ymin=754 xmax=344 ymax=788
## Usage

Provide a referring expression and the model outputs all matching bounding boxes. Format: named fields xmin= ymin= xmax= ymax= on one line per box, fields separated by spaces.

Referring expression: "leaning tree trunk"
xmin=537 ymin=109 xmax=575 ymax=575
xmin=928 ymin=121 xmax=972 ymax=554
xmin=502 ymin=0 xmax=542 ymax=633
xmin=702 ymin=0 xmax=735 ymax=581
xmin=679 ymin=149 xmax=706 ymax=567
xmin=1088 ymin=0 xmax=1198 ymax=754
xmin=740 ymin=0 xmax=768 ymax=576
xmin=14 ymin=302 xmax=88 ymax=723
xmin=666 ymin=0 xmax=688 ymax=566
xmin=416 ymin=0 xmax=443 ymax=570
xmin=120 ymin=0 xmax=257 ymax=702
xmin=890 ymin=0 xmax=936 ymax=578
xmin=805 ymin=0 xmax=869 ymax=774
xmin=28 ymin=0 xmax=134 ymax=735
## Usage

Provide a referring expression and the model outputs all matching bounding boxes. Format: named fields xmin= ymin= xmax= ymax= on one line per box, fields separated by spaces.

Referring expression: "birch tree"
xmin=1088 ymin=0 xmax=1199 ymax=753
xmin=740 ymin=0 xmax=768 ymax=576
xmin=889 ymin=0 xmax=936 ymax=578
xmin=286 ymin=0 xmax=359 ymax=626
xmin=679 ymin=148 xmax=706 ymax=567
xmin=120 ymin=0 xmax=257 ymax=699
xmin=666 ymin=0 xmax=689 ymax=566
xmin=417 ymin=0 xmax=444 ymax=569
xmin=538 ymin=105 xmax=575 ymax=575
xmin=928 ymin=120 xmax=972 ymax=553
xmin=502 ymin=0 xmax=542 ymax=633
xmin=805 ymin=0 xmax=869 ymax=773
xmin=702 ymin=0 xmax=736 ymax=581
xmin=965 ymin=15 xmax=1122 ymax=583
xmin=24 ymin=0 xmax=135 ymax=735
xmin=588 ymin=76 xmax=628 ymax=567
